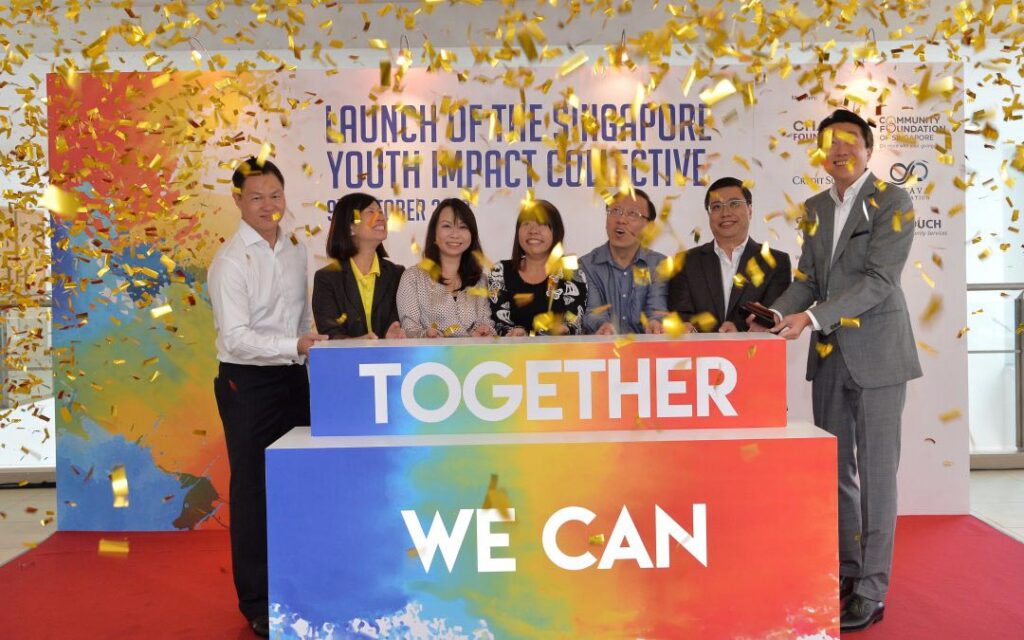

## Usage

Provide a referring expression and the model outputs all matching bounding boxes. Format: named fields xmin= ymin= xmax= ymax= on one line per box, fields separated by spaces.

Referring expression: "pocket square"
xmin=850 ymin=229 xmax=870 ymax=239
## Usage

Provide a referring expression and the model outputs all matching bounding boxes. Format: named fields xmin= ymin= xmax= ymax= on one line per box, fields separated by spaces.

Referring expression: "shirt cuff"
xmin=277 ymin=336 xmax=300 ymax=359
xmin=805 ymin=310 xmax=822 ymax=331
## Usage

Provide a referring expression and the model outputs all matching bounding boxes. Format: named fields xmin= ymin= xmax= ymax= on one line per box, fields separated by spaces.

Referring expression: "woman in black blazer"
xmin=312 ymin=193 xmax=406 ymax=339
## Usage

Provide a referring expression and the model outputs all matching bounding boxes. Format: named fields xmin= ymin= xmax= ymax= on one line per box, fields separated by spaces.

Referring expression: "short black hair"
xmin=817 ymin=109 xmax=874 ymax=151
xmin=231 ymin=156 xmax=285 ymax=190
xmin=704 ymin=177 xmax=752 ymax=210
xmin=423 ymin=198 xmax=484 ymax=291
xmin=511 ymin=200 xmax=565 ymax=266
xmin=326 ymin=192 xmax=388 ymax=262
xmin=609 ymin=188 xmax=657 ymax=221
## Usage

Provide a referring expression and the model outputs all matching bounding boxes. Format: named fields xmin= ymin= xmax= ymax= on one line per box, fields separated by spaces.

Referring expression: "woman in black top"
xmin=312 ymin=193 xmax=406 ymax=339
xmin=487 ymin=200 xmax=587 ymax=336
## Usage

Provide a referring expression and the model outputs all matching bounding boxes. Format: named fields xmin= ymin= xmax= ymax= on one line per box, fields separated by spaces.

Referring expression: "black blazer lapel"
xmin=369 ymin=260 xmax=400 ymax=335
xmin=340 ymin=261 xmax=369 ymax=333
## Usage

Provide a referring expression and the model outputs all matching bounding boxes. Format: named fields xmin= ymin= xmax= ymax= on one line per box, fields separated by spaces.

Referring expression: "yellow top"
xmin=350 ymin=255 xmax=380 ymax=332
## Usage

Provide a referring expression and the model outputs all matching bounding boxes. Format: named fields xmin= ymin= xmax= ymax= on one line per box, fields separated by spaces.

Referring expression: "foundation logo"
xmin=890 ymin=160 xmax=929 ymax=186
xmin=878 ymin=114 xmax=943 ymax=148
xmin=787 ymin=119 xmax=819 ymax=144
xmin=890 ymin=160 xmax=945 ymax=237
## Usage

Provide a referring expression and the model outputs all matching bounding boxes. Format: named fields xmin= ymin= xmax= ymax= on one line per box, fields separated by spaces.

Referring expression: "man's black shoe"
xmin=839 ymin=576 xmax=855 ymax=607
xmin=249 ymin=615 xmax=270 ymax=638
xmin=840 ymin=595 xmax=884 ymax=632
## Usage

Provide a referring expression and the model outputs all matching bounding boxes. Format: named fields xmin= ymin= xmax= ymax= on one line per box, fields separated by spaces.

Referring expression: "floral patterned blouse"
xmin=486 ymin=260 xmax=588 ymax=336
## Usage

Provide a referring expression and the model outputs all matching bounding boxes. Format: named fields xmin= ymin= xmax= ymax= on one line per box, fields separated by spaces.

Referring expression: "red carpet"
xmin=0 ymin=516 xmax=1021 ymax=639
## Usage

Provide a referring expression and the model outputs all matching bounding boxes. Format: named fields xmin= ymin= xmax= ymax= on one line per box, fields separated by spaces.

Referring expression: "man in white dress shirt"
xmin=208 ymin=157 xmax=326 ymax=637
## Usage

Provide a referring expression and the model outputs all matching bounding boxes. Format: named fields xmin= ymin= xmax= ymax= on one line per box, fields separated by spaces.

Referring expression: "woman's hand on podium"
xmin=384 ymin=321 xmax=406 ymax=339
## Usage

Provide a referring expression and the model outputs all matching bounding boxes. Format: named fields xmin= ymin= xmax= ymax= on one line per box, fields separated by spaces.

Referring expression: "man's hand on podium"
xmin=298 ymin=332 xmax=328 ymax=355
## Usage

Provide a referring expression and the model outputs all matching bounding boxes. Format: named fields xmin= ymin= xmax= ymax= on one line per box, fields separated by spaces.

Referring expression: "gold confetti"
xmin=662 ymin=312 xmax=687 ymax=338
xmin=441 ymin=324 xmax=461 ymax=337
xmin=588 ymin=534 xmax=606 ymax=546
xmin=655 ymin=252 xmax=685 ymax=280
xmin=482 ymin=474 xmax=512 ymax=519
xmin=815 ymin=341 xmax=834 ymax=359
xmin=558 ymin=52 xmax=589 ymax=77
xmin=110 ymin=465 xmax=129 ymax=508
xmin=513 ymin=293 xmax=535 ymax=307
xmin=920 ymin=294 xmax=942 ymax=326
xmin=41 ymin=185 xmax=81 ymax=216
xmin=939 ymin=409 xmax=962 ymax=423
xmin=256 ymin=142 xmax=273 ymax=167
xmin=533 ymin=312 xmax=558 ymax=334
xmin=418 ymin=257 xmax=441 ymax=281
xmin=98 ymin=539 xmax=130 ymax=556
xmin=149 ymin=304 xmax=172 ymax=319
xmin=759 ymin=242 xmax=777 ymax=269
xmin=699 ymin=78 xmax=737 ymax=106
xmin=840 ymin=317 xmax=861 ymax=328
xmin=690 ymin=312 xmax=717 ymax=333
xmin=633 ymin=266 xmax=651 ymax=286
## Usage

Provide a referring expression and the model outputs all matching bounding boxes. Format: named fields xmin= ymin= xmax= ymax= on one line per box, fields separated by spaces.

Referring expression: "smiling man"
xmin=667 ymin=177 xmax=791 ymax=332
xmin=756 ymin=109 xmax=922 ymax=632
xmin=580 ymin=188 xmax=668 ymax=335
xmin=208 ymin=157 xmax=327 ymax=637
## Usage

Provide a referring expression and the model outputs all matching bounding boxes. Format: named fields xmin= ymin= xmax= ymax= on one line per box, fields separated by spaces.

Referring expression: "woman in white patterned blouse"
xmin=397 ymin=198 xmax=496 ymax=338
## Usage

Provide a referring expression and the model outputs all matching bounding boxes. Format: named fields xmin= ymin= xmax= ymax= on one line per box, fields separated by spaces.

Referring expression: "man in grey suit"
xmin=753 ymin=109 xmax=922 ymax=632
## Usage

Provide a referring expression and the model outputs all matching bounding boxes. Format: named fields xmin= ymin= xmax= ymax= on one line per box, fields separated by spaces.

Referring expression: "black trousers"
xmin=213 ymin=362 xmax=310 ymax=621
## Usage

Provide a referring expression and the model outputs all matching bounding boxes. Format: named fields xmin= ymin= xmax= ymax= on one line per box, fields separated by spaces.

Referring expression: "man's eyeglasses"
xmin=607 ymin=207 xmax=648 ymax=220
xmin=707 ymin=199 xmax=748 ymax=215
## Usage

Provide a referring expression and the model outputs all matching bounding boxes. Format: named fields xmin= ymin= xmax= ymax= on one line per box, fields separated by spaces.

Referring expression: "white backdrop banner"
xmin=209 ymin=63 xmax=967 ymax=514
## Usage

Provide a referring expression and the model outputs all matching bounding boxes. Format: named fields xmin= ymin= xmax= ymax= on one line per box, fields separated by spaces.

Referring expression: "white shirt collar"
xmin=828 ymin=170 xmax=872 ymax=206
xmin=712 ymin=236 xmax=749 ymax=264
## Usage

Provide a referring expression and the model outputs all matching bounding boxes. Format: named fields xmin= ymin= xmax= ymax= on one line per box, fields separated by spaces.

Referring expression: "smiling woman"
xmin=312 ymin=192 xmax=407 ymax=340
xmin=396 ymin=198 xmax=495 ymax=338
xmin=487 ymin=200 xmax=588 ymax=336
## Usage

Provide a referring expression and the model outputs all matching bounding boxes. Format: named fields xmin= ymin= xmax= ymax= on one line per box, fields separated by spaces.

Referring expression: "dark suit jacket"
xmin=312 ymin=258 xmax=404 ymax=338
xmin=667 ymin=238 xmax=791 ymax=332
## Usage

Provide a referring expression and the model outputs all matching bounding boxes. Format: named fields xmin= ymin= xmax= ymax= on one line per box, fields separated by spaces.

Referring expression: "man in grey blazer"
xmin=755 ymin=109 xmax=922 ymax=632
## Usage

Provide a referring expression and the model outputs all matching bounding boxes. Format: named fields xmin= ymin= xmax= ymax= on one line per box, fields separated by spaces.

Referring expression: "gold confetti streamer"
xmin=110 ymin=465 xmax=129 ymax=508
xmin=256 ymin=142 xmax=273 ymax=167
xmin=699 ymin=78 xmax=737 ymax=106
xmin=482 ymin=474 xmax=512 ymax=519
xmin=513 ymin=293 xmax=535 ymax=307
xmin=815 ymin=342 xmax=834 ymax=359
xmin=98 ymin=539 xmax=130 ymax=556
xmin=559 ymin=52 xmax=589 ymax=77
xmin=588 ymin=534 xmax=606 ymax=546
xmin=662 ymin=312 xmax=687 ymax=338
xmin=840 ymin=317 xmax=861 ymax=328
xmin=939 ymin=409 xmax=962 ymax=423
xmin=690 ymin=312 xmax=717 ymax=333
xmin=920 ymin=294 xmax=942 ymax=326
xmin=41 ymin=185 xmax=81 ymax=216
xmin=149 ymin=304 xmax=172 ymax=319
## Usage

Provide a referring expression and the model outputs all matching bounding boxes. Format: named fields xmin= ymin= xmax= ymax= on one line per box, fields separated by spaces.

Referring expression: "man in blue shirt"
xmin=581 ymin=189 xmax=668 ymax=335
